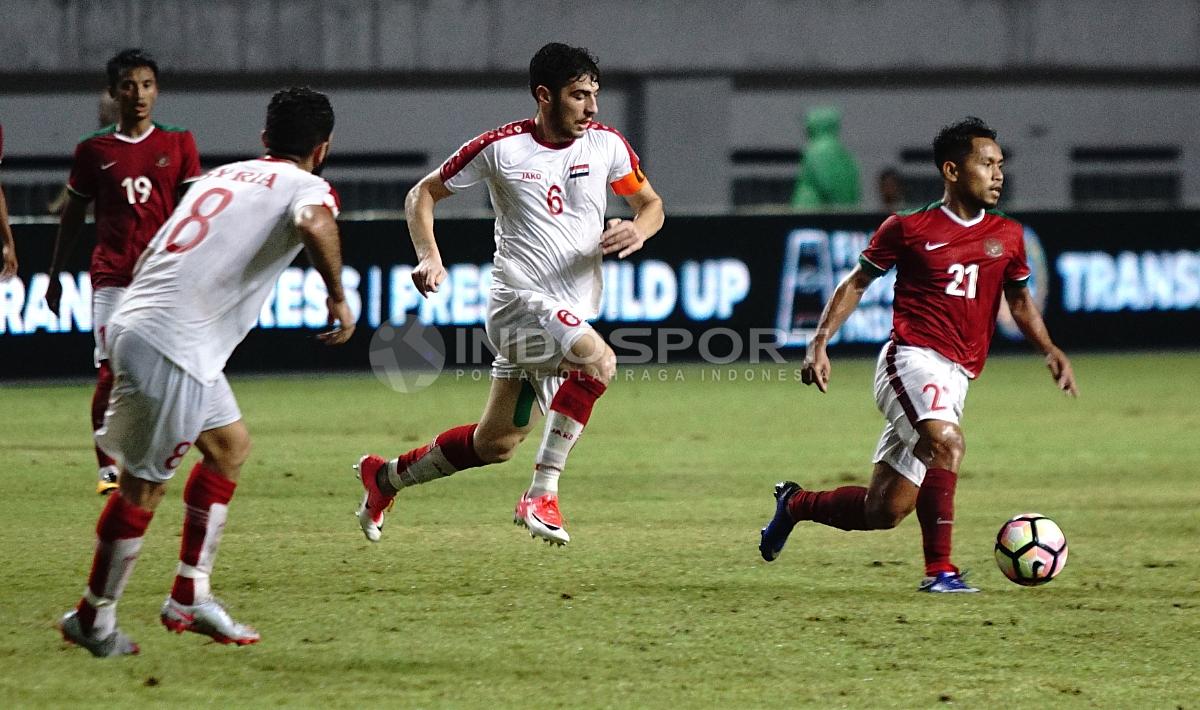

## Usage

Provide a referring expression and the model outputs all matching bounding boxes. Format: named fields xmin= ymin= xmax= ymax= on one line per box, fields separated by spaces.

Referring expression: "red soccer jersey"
xmin=859 ymin=201 xmax=1030 ymax=377
xmin=66 ymin=122 xmax=200 ymax=288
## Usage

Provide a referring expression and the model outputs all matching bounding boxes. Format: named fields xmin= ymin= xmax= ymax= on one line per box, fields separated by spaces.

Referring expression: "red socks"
xmin=531 ymin=372 xmax=607 ymax=495
xmin=786 ymin=486 xmax=870 ymax=531
xmin=387 ymin=423 xmax=486 ymax=490
xmin=433 ymin=423 xmax=486 ymax=471
xmin=916 ymin=467 xmax=958 ymax=575
xmin=549 ymin=371 xmax=607 ymax=425
xmin=785 ymin=467 xmax=960 ymax=575
xmin=92 ymin=361 xmax=116 ymax=468
xmin=77 ymin=492 xmax=154 ymax=635
xmin=171 ymin=462 xmax=237 ymax=606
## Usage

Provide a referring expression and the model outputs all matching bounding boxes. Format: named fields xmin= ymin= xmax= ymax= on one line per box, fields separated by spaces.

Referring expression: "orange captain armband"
xmin=610 ymin=166 xmax=647 ymax=196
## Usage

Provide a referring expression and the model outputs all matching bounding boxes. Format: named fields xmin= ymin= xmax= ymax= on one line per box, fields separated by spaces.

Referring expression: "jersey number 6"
xmin=165 ymin=187 xmax=234 ymax=253
xmin=546 ymin=184 xmax=564 ymax=216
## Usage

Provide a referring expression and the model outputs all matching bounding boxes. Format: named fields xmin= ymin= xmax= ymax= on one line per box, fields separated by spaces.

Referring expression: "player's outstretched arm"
xmin=802 ymin=264 xmax=876 ymax=393
xmin=0 ymin=181 xmax=16 ymax=280
xmin=601 ymin=181 xmax=664 ymax=259
xmin=295 ymin=204 xmax=355 ymax=346
xmin=405 ymin=170 xmax=454 ymax=297
xmin=46 ymin=192 xmax=89 ymax=314
xmin=1003 ymin=282 xmax=1078 ymax=396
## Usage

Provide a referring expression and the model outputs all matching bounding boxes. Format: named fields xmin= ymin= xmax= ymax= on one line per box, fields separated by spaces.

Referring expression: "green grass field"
xmin=1 ymin=353 xmax=1198 ymax=708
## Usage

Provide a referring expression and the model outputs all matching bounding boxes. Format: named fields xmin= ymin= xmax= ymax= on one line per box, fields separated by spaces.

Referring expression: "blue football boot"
xmin=759 ymin=481 xmax=802 ymax=562
xmin=918 ymin=570 xmax=980 ymax=593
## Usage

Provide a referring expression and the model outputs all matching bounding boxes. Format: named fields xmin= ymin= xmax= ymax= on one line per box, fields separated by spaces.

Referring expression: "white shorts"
xmin=871 ymin=341 xmax=970 ymax=486
xmin=95 ymin=325 xmax=242 ymax=483
xmin=92 ymin=286 xmax=125 ymax=366
xmin=486 ymin=288 xmax=594 ymax=413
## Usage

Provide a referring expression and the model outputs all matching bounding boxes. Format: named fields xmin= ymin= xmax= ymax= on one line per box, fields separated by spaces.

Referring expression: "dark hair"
xmin=529 ymin=42 xmax=600 ymax=98
xmin=106 ymin=48 xmax=158 ymax=89
xmin=263 ymin=87 xmax=335 ymax=158
xmin=933 ymin=116 xmax=997 ymax=171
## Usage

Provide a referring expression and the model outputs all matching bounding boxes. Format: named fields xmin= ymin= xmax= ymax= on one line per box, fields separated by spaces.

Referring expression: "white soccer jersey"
xmin=440 ymin=119 xmax=644 ymax=319
xmin=111 ymin=157 xmax=340 ymax=383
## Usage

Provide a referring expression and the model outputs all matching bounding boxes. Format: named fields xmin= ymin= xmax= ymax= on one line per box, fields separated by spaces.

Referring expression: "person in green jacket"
xmin=791 ymin=106 xmax=861 ymax=209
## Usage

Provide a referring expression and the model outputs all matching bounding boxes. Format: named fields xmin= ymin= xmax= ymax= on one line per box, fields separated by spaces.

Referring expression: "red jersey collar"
xmin=527 ymin=118 xmax=578 ymax=150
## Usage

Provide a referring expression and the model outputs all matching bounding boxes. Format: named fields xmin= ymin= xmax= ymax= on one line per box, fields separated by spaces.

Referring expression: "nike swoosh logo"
xmin=936 ymin=517 xmax=954 ymax=525
xmin=925 ymin=242 xmax=950 ymax=251
xmin=101 ymin=161 xmax=117 ymax=170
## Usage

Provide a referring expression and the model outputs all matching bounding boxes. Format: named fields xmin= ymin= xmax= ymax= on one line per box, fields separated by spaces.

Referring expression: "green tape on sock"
xmin=513 ymin=380 xmax=536 ymax=427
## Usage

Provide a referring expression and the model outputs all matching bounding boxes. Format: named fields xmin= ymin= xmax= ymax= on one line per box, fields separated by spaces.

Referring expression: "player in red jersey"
xmin=759 ymin=117 xmax=1078 ymax=592
xmin=0 ymin=124 xmax=17 ymax=280
xmin=46 ymin=49 xmax=201 ymax=495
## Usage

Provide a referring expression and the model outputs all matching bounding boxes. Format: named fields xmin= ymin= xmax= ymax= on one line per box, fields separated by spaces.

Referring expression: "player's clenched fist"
xmin=412 ymin=257 xmax=447 ymax=296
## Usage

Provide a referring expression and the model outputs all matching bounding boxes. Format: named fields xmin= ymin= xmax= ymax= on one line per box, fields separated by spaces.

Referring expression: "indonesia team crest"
xmin=984 ymin=238 xmax=1003 ymax=257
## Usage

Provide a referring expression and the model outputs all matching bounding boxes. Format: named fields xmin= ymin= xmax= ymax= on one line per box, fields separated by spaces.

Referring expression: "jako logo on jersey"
xmin=556 ymin=309 xmax=581 ymax=327
xmin=520 ymin=171 xmax=542 ymax=181
xmin=568 ymin=164 xmax=590 ymax=179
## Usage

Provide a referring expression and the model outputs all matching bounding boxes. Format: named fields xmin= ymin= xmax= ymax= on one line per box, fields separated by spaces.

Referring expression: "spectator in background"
xmin=0 ymin=124 xmax=17 ymax=279
xmin=791 ymin=106 xmax=861 ymax=210
xmin=878 ymin=167 xmax=907 ymax=213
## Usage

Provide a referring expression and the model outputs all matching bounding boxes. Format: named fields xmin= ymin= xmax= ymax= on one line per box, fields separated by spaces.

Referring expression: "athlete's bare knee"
xmin=589 ymin=346 xmax=616 ymax=384
xmin=118 ymin=473 xmax=167 ymax=510
xmin=200 ymin=430 xmax=252 ymax=477
xmin=564 ymin=345 xmax=616 ymax=384
xmin=474 ymin=429 xmax=525 ymax=464
xmin=915 ymin=422 xmax=965 ymax=469
xmin=864 ymin=497 xmax=913 ymax=529
xmin=865 ymin=465 xmax=918 ymax=529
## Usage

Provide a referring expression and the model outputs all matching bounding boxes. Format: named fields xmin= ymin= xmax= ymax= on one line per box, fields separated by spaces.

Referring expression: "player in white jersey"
xmin=355 ymin=43 xmax=664 ymax=546
xmin=58 ymin=88 xmax=354 ymax=657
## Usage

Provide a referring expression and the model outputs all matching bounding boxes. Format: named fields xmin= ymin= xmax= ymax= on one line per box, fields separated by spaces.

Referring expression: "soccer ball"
xmin=994 ymin=513 xmax=1068 ymax=586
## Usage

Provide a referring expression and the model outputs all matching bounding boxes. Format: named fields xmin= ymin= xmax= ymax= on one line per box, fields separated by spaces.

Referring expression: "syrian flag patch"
xmin=568 ymin=163 xmax=590 ymax=179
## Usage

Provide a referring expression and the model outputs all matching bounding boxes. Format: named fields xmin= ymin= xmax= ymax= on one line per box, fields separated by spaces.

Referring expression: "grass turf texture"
xmin=1 ymin=353 xmax=1197 ymax=708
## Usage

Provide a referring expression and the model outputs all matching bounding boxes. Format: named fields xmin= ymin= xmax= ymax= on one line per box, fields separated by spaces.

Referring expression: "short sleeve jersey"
xmin=859 ymin=201 xmax=1030 ymax=377
xmin=111 ymin=158 xmax=340 ymax=383
xmin=439 ymin=119 xmax=644 ymax=319
xmin=66 ymin=123 xmax=201 ymax=288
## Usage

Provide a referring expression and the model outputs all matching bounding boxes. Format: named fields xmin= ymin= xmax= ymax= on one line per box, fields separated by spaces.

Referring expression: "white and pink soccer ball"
xmin=994 ymin=513 xmax=1068 ymax=586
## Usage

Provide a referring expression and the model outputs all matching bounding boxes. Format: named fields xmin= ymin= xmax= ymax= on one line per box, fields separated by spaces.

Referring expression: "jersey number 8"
xmin=164 ymin=187 xmax=234 ymax=254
